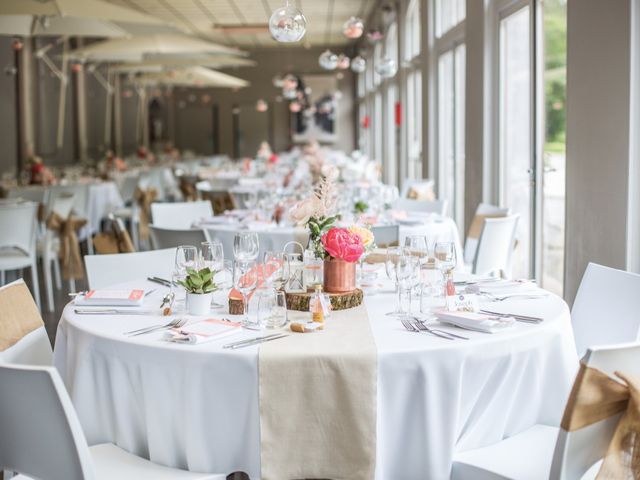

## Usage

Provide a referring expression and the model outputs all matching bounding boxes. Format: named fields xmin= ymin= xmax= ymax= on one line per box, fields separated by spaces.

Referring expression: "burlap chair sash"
xmin=134 ymin=187 xmax=157 ymax=241
xmin=46 ymin=212 xmax=87 ymax=280
xmin=561 ymin=363 xmax=640 ymax=479
xmin=93 ymin=220 xmax=136 ymax=254
xmin=0 ymin=281 xmax=43 ymax=352
xmin=467 ymin=213 xmax=507 ymax=239
xmin=179 ymin=178 xmax=198 ymax=202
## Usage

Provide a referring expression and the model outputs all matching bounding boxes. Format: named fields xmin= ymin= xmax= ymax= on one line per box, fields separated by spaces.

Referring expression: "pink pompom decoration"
xmin=321 ymin=227 xmax=364 ymax=263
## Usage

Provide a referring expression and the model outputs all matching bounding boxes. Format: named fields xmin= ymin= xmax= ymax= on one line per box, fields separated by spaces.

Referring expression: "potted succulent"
xmin=177 ymin=267 xmax=219 ymax=315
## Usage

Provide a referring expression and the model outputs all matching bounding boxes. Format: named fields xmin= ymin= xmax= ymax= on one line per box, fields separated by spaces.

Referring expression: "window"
xmin=498 ymin=5 xmax=532 ymax=278
xmin=385 ymin=22 xmax=398 ymax=74
xmin=435 ymin=0 xmax=465 ymax=38
xmin=432 ymin=0 xmax=465 ymax=228
xmin=406 ymin=70 xmax=423 ymax=179
xmin=405 ymin=0 xmax=421 ymax=61
xmin=438 ymin=44 xmax=466 ymax=226
xmin=373 ymin=43 xmax=382 ymax=87
xmin=384 ymin=84 xmax=398 ymax=184
xmin=374 ymin=92 xmax=383 ymax=162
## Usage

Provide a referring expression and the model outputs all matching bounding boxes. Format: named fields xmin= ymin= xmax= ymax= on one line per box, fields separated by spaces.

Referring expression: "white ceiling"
xmin=108 ymin=0 xmax=376 ymax=47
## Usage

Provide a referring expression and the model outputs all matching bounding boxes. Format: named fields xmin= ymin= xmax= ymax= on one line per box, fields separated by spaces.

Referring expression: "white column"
xmin=627 ymin=0 xmax=640 ymax=273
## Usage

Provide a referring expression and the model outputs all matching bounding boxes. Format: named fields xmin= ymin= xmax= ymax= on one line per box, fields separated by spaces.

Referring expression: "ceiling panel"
xmin=108 ymin=0 xmax=376 ymax=47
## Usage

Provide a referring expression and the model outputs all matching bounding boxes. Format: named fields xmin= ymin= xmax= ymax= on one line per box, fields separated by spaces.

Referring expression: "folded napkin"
xmin=75 ymin=289 xmax=145 ymax=307
xmin=476 ymin=279 xmax=539 ymax=293
xmin=435 ymin=309 xmax=515 ymax=333
xmin=164 ymin=318 xmax=241 ymax=344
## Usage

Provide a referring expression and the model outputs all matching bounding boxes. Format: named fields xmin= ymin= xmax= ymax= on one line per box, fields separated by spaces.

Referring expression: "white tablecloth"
xmin=86 ymin=182 xmax=124 ymax=233
xmin=201 ymin=216 xmax=464 ymax=266
xmin=54 ymin=277 xmax=577 ymax=479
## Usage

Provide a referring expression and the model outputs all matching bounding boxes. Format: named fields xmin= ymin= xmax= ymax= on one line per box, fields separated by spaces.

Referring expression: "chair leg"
xmin=69 ymin=278 xmax=76 ymax=293
xmin=53 ymin=257 xmax=62 ymax=289
xmin=43 ymin=257 xmax=55 ymax=313
xmin=0 ymin=270 xmax=5 ymax=285
xmin=86 ymin=235 xmax=94 ymax=255
xmin=131 ymin=219 xmax=139 ymax=251
xmin=30 ymin=261 xmax=42 ymax=311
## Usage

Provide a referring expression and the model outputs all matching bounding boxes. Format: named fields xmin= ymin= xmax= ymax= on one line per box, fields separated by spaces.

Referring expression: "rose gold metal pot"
xmin=323 ymin=258 xmax=356 ymax=293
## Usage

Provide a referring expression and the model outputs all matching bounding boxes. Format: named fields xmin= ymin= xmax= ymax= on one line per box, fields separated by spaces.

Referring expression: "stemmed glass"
xmin=201 ymin=240 xmax=225 ymax=307
xmin=434 ymin=242 xmax=457 ymax=296
xmin=233 ymin=260 xmax=259 ymax=328
xmin=173 ymin=245 xmax=198 ymax=310
xmin=263 ymin=251 xmax=285 ymax=289
xmin=385 ymin=246 xmax=407 ymax=316
xmin=233 ymin=232 xmax=259 ymax=261
xmin=394 ymin=253 xmax=416 ymax=317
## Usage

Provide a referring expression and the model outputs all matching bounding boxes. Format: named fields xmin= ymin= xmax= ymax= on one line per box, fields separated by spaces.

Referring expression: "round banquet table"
xmin=54 ymin=278 xmax=578 ymax=480
xmin=201 ymin=215 xmax=465 ymax=266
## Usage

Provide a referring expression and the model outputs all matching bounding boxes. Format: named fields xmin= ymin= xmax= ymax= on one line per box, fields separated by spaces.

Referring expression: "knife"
xmin=227 ymin=334 xmax=289 ymax=349
xmin=223 ymin=333 xmax=287 ymax=349
xmin=74 ymin=308 xmax=156 ymax=315
xmin=479 ymin=310 xmax=544 ymax=323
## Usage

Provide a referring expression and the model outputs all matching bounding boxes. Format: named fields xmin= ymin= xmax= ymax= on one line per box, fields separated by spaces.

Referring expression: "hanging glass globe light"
xmin=282 ymin=74 xmax=298 ymax=90
xmin=319 ymin=50 xmax=338 ymax=70
xmin=256 ymin=99 xmax=268 ymax=112
xmin=272 ymin=75 xmax=284 ymax=88
xmin=366 ymin=30 xmax=384 ymax=44
xmin=269 ymin=1 xmax=307 ymax=43
xmin=343 ymin=16 xmax=364 ymax=39
xmin=336 ymin=54 xmax=350 ymax=70
xmin=375 ymin=56 xmax=397 ymax=78
xmin=351 ymin=55 xmax=366 ymax=73
xmin=282 ymin=87 xmax=297 ymax=100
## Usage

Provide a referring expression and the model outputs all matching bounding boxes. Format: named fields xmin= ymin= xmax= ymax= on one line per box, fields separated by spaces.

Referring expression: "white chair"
xmin=472 ymin=215 xmax=519 ymax=278
xmin=0 ymin=363 xmax=224 ymax=480
xmin=7 ymin=187 xmax=49 ymax=234
xmin=394 ymin=198 xmax=448 ymax=216
xmin=149 ymin=225 xmax=207 ymax=250
xmin=85 ymin=248 xmax=176 ymax=289
xmin=370 ymin=225 xmax=400 ymax=247
xmin=0 ymin=202 xmax=40 ymax=310
xmin=48 ymin=184 xmax=93 ymax=254
xmin=571 ymin=263 xmax=640 ymax=357
xmin=452 ymin=341 xmax=640 ymax=480
xmin=400 ymin=179 xmax=435 ymax=199
xmin=150 ymin=201 xmax=213 ymax=229
xmin=464 ymin=203 xmax=511 ymax=264
xmin=0 ymin=279 xmax=52 ymax=366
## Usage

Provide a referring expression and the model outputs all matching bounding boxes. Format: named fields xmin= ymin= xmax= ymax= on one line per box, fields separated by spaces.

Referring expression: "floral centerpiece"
xmin=321 ymin=227 xmax=369 ymax=293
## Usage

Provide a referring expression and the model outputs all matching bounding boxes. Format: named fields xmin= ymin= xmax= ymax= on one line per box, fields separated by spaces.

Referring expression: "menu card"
xmin=75 ymin=289 xmax=145 ymax=307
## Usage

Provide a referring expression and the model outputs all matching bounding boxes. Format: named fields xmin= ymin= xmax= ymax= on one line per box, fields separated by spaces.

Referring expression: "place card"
xmin=446 ymin=293 xmax=479 ymax=312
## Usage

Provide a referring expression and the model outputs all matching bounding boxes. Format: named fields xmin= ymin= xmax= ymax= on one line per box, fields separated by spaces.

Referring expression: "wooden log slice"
xmin=285 ymin=288 xmax=363 ymax=312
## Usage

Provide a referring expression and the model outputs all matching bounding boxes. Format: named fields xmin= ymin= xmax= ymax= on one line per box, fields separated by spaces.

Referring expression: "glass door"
xmin=498 ymin=4 xmax=533 ymax=278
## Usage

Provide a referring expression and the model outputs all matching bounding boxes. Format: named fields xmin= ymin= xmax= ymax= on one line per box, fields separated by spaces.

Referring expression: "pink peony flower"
xmin=321 ymin=227 xmax=364 ymax=263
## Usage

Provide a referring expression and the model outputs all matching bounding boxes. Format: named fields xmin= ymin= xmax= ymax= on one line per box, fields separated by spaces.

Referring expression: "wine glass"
xmin=173 ymin=245 xmax=198 ymax=310
xmin=201 ymin=240 xmax=224 ymax=271
xmin=233 ymin=260 xmax=259 ymax=328
xmin=434 ymin=242 xmax=457 ymax=296
xmin=385 ymin=246 xmax=407 ymax=316
xmin=263 ymin=251 xmax=284 ymax=288
xmin=233 ymin=232 xmax=259 ymax=261
xmin=405 ymin=235 xmax=429 ymax=261
xmin=394 ymin=253 xmax=415 ymax=317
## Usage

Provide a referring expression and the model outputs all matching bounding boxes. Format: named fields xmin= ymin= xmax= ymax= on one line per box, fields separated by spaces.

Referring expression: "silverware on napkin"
xmin=223 ymin=333 xmax=289 ymax=349
xmin=126 ymin=318 xmax=188 ymax=337
xmin=479 ymin=309 xmax=544 ymax=323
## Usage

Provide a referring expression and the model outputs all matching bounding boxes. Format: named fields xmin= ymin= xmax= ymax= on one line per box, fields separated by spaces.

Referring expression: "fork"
xmin=124 ymin=317 xmax=186 ymax=336
xmin=481 ymin=292 xmax=548 ymax=302
xmin=400 ymin=316 xmax=455 ymax=340
xmin=412 ymin=317 xmax=469 ymax=339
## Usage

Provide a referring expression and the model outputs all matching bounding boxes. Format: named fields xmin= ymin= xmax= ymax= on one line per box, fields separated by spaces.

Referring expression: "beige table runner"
xmin=259 ymin=304 xmax=377 ymax=480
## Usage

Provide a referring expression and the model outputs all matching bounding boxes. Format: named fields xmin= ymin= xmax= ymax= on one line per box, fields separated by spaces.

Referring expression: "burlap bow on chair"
xmin=134 ymin=187 xmax=157 ymax=241
xmin=46 ymin=212 xmax=87 ymax=281
xmin=561 ymin=363 xmax=640 ymax=479
xmin=93 ymin=217 xmax=136 ymax=254
xmin=201 ymin=190 xmax=235 ymax=215
xmin=179 ymin=177 xmax=198 ymax=202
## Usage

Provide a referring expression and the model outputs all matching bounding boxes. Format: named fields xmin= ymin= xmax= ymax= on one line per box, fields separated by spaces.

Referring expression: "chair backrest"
xmin=48 ymin=192 xmax=76 ymax=219
xmin=0 ymin=279 xmax=52 ymax=366
xmin=472 ymin=215 xmax=519 ymax=277
xmin=395 ymin=198 xmax=448 ymax=216
xmin=550 ymin=342 xmax=640 ymax=480
xmin=0 ymin=363 xmax=95 ymax=480
xmin=139 ymin=167 xmax=176 ymax=201
xmin=149 ymin=225 xmax=207 ymax=250
xmin=84 ymin=248 xmax=176 ymax=289
xmin=0 ymin=202 xmax=38 ymax=255
xmin=463 ymin=203 xmax=511 ymax=264
xmin=48 ymin=184 xmax=90 ymax=220
xmin=571 ymin=263 xmax=640 ymax=357
xmin=150 ymin=201 xmax=213 ymax=229
xmin=370 ymin=224 xmax=400 ymax=248
xmin=400 ymin=179 xmax=435 ymax=200
xmin=118 ymin=174 xmax=140 ymax=204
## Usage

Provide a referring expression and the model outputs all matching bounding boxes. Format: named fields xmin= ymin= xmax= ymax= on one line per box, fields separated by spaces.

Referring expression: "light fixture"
xmin=282 ymin=87 xmax=297 ymax=100
xmin=343 ymin=16 xmax=364 ymax=39
xmin=351 ymin=55 xmax=366 ymax=73
xmin=289 ymin=101 xmax=302 ymax=113
xmin=272 ymin=75 xmax=284 ymax=88
xmin=282 ymin=73 xmax=298 ymax=90
xmin=256 ymin=99 xmax=268 ymax=112
xmin=366 ymin=30 xmax=384 ymax=43
xmin=336 ymin=54 xmax=350 ymax=70
xmin=319 ymin=50 xmax=338 ymax=70
xmin=375 ymin=56 xmax=397 ymax=78
xmin=269 ymin=0 xmax=307 ymax=43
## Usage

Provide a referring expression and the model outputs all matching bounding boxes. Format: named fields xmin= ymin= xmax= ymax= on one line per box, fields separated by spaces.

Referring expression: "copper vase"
xmin=323 ymin=258 xmax=356 ymax=293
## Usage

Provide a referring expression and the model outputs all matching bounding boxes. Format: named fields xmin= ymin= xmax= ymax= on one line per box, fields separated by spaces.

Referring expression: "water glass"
xmin=233 ymin=232 xmax=259 ymax=261
xmin=258 ymin=290 xmax=288 ymax=329
xmin=175 ymin=245 xmax=198 ymax=275
xmin=434 ymin=242 xmax=457 ymax=295
xmin=405 ymin=235 xmax=429 ymax=262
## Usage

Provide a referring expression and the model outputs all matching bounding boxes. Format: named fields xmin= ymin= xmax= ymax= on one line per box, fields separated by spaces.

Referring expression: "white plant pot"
xmin=186 ymin=292 xmax=213 ymax=316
